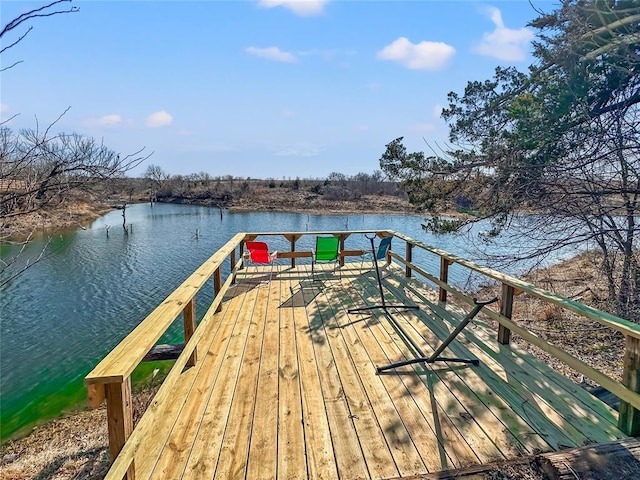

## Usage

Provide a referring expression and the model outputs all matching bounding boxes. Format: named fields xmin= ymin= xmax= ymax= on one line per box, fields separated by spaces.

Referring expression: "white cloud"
xmin=146 ymin=110 xmax=173 ymax=128
xmin=432 ymin=104 xmax=444 ymax=119
xmin=258 ymin=0 xmax=328 ymax=16
xmin=281 ymin=109 xmax=295 ymax=117
xmin=377 ymin=37 xmax=455 ymax=71
xmin=356 ymin=124 xmax=369 ymax=132
xmin=367 ymin=82 xmax=382 ymax=90
xmin=245 ymin=46 xmax=297 ymax=63
xmin=473 ymin=7 xmax=534 ymax=61
xmin=97 ymin=114 xmax=122 ymax=126
xmin=0 ymin=103 xmax=12 ymax=123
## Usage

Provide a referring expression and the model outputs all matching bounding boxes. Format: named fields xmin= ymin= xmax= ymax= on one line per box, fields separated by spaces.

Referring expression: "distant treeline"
xmin=102 ymin=166 xmax=408 ymax=205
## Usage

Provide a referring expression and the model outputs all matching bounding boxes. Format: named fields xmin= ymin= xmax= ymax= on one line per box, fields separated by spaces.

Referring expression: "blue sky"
xmin=1 ymin=0 xmax=548 ymax=179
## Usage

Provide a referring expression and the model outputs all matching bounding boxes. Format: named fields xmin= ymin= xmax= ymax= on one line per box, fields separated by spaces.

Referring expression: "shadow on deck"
xmin=134 ymin=263 xmax=627 ymax=479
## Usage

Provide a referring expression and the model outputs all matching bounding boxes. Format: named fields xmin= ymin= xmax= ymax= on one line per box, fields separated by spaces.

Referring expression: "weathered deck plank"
xmin=146 ymin=280 xmax=247 ymax=479
xmin=337 ymin=270 xmax=483 ymax=471
xmin=178 ymin=283 xmax=262 ymax=479
xmin=301 ymin=266 xmax=373 ymax=479
xmin=381 ymin=274 xmax=605 ymax=448
xmin=311 ymin=276 xmax=402 ymax=479
xmin=214 ymin=280 xmax=270 ymax=479
xmin=325 ymin=282 xmax=435 ymax=476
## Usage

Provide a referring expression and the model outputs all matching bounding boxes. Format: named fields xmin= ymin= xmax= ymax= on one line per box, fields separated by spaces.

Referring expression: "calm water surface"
xmin=0 ymin=203 xmax=563 ymax=439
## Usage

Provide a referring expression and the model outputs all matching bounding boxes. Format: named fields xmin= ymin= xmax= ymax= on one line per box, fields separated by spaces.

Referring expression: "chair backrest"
xmin=315 ymin=236 xmax=339 ymax=261
xmin=246 ymin=241 xmax=271 ymax=263
xmin=376 ymin=237 xmax=392 ymax=260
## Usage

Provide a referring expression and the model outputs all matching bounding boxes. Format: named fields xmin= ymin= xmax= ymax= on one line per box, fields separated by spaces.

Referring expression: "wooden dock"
xmin=85 ymin=230 xmax=640 ymax=480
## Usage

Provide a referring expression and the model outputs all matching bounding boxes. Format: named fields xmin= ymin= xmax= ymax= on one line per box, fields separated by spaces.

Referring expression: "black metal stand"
xmin=347 ymin=234 xmax=420 ymax=315
xmin=376 ymin=296 xmax=498 ymax=373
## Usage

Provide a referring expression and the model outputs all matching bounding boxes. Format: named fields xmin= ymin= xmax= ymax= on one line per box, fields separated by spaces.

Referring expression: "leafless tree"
xmin=0 ymin=0 xmax=79 ymax=73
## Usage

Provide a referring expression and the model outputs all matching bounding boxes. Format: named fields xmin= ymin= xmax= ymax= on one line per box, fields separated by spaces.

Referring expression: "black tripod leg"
xmin=375 ymin=297 xmax=498 ymax=372
xmin=377 ymin=356 xmax=479 ymax=373
xmin=347 ymin=235 xmax=419 ymax=314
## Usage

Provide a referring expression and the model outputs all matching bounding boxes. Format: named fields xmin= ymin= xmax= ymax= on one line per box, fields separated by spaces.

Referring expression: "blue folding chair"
xmin=360 ymin=236 xmax=392 ymax=270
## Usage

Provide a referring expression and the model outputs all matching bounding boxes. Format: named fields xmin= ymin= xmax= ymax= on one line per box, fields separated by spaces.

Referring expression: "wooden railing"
xmin=84 ymin=232 xmax=246 ymax=480
xmin=86 ymin=229 xmax=640 ymax=479
xmin=389 ymin=230 xmax=640 ymax=437
xmin=241 ymin=229 xmax=391 ymax=268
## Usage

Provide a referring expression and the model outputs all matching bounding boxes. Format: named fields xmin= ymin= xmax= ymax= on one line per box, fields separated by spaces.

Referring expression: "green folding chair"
xmin=312 ymin=236 xmax=340 ymax=281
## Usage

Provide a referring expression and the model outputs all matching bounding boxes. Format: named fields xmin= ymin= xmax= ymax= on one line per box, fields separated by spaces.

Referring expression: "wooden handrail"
xmin=85 ymin=232 xmax=245 ymax=388
xmin=246 ymin=229 xmax=393 ymax=237
xmin=102 ymin=259 xmax=240 ymax=480
xmin=84 ymin=232 xmax=245 ymax=479
xmin=390 ymin=231 xmax=640 ymax=340
xmin=389 ymin=251 xmax=640 ymax=411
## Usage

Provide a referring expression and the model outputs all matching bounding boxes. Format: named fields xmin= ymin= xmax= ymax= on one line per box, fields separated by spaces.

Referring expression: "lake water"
xmin=0 ymin=203 xmax=576 ymax=440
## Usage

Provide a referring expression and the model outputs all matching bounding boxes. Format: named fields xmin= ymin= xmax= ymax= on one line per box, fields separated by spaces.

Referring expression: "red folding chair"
xmin=245 ymin=241 xmax=278 ymax=283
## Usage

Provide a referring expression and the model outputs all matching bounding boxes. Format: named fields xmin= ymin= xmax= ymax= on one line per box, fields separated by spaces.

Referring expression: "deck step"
xmin=538 ymin=438 xmax=640 ymax=480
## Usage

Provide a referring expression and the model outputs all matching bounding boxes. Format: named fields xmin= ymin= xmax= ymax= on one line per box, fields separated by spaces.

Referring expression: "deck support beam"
xmin=498 ymin=284 xmax=514 ymax=345
xmin=106 ymin=377 xmax=135 ymax=480
xmin=619 ymin=335 xmax=640 ymax=435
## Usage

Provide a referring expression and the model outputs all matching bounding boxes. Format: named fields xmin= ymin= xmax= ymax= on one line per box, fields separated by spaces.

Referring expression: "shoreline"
xmin=1 ymin=195 xmax=423 ymax=241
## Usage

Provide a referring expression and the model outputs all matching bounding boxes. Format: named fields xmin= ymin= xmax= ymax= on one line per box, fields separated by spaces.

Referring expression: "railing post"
xmin=214 ymin=267 xmax=222 ymax=312
xmin=239 ymin=241 xmax=245 ymax=270
xmin=290 ymin=236 xmax=297 ymax=268
xmin=106 ymin=377 xmax=135 ymax=480
xmin=619 ymin=335 xmax=640 ymax=435
xmin=498 ymin=284 xmax=514 ymax=345
xmin=438 ymin=258 xmax=450 ymax=302
xmin=339 ymin=236 xmax=346 ymax=267
xmin=183 ymin=297 xmax=197 ymax=367
xmin=405 ymin=242 xmax=413 ymax=278
xmin=230 ymin=248 xmax=237 ymax=284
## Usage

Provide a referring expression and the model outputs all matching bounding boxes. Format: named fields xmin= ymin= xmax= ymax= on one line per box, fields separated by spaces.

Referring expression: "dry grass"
xmin=0 ymin=408 xmax=109 ymax=480
xmin=0 ymin=382 xmax=160 ymax=480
